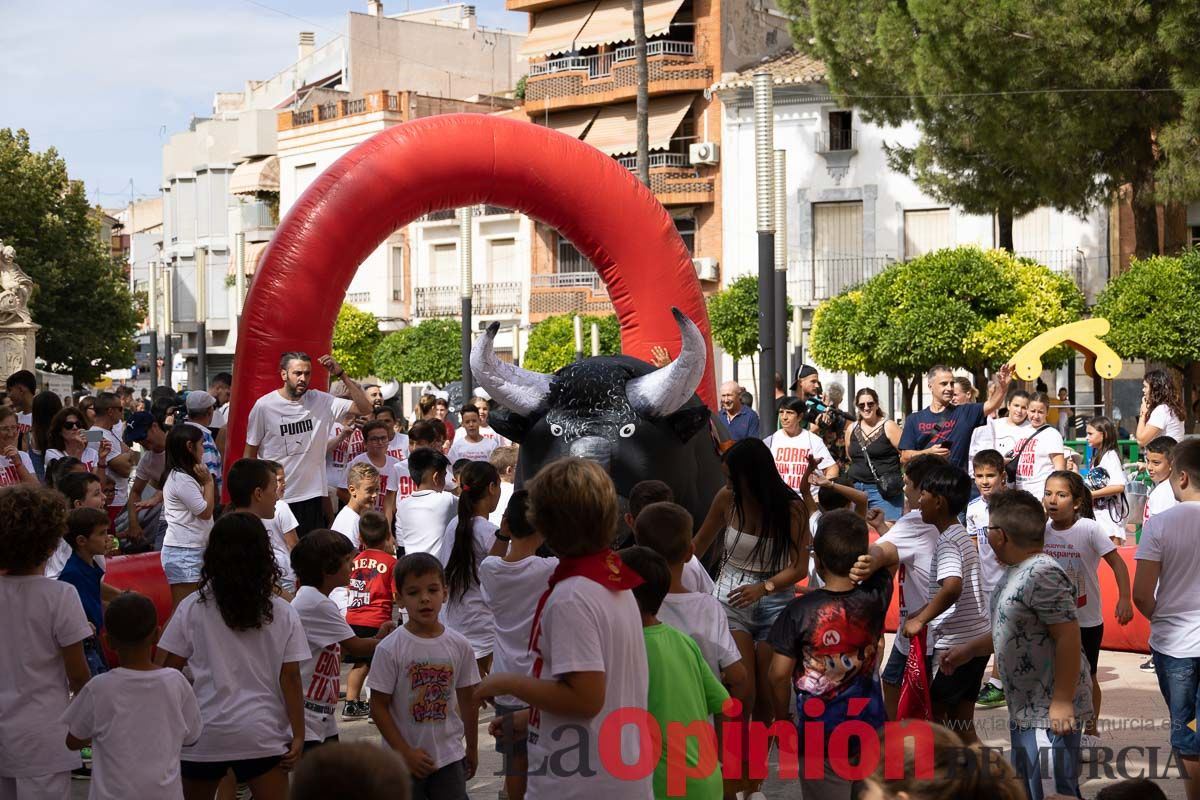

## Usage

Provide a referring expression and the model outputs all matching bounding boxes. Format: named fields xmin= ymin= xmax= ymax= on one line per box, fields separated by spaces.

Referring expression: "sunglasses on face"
xmin=857 ymin=402 xmax=876 ymax=410
xmin=63 ymin=420 xmax=83 ymax=429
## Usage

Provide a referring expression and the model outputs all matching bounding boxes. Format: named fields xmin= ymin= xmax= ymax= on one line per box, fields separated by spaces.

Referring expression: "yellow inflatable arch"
xmin=1010 ymin=318 xmax=1122 ymax=382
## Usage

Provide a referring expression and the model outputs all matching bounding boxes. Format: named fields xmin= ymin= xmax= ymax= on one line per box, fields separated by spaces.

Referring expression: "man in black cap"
xmin=790 ymin=364 xmax=822 ymax=400
xmin=120 ymin=411 xmax=169 ymax=549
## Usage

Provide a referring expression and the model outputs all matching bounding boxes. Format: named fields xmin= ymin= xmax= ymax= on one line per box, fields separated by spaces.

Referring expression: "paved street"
xmin=69 ymin=641 xmax=1186 ymax=798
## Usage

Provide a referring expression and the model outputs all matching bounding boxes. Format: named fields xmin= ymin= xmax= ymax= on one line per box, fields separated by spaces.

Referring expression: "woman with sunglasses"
xmin=845 ymin=388 xmax=904 ymax=520
xmin=45 ymin=407 xmax=110 ymax=486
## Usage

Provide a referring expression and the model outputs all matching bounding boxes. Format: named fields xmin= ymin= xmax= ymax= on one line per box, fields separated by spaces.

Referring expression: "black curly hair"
xmin=0 ymin=486 xmax=69 ymax=573
xmin=197 ymin=512 xmax=281 ymax=631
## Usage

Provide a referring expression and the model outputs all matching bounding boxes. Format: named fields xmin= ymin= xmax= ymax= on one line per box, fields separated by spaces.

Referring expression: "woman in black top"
xmin=844 ymin=388 xmax=904 ymax=519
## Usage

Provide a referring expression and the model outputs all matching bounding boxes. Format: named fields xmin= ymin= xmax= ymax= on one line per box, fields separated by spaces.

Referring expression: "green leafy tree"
xmin=809 ymin=247 xmax=1083 ymax=411
xmin=523 ymin=313 xmax=621 ymax=374
xmin=330 ymin=303 xmax=383 ymax=378
xmin=781 ymin=0 xmax=1185 ymax=255
xmin=1094 ymin=251 xmax=1200 ymax=427
xmin=0 ymin=129 xmax=143 ymax=384
xmin=707 ymin=274 xmax=793 ymax=368
xmin=373 ymin=319 xmax=462 ymax=387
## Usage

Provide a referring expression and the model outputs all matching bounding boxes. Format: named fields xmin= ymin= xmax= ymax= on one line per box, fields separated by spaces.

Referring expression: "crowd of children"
xmin=4 ymin=360 xmax=1200 ymax=800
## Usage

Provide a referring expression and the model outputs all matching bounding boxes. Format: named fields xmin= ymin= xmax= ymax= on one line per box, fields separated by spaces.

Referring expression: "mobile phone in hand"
xmin=86 ymin=430 xmax=104 ymax=446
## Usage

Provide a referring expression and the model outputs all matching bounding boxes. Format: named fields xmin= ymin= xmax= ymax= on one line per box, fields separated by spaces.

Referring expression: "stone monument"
xmin=0 ymin=240 xmax=38 ymax=376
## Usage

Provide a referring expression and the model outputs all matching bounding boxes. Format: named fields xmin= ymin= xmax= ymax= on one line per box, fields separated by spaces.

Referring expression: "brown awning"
xmin=537 ymin=107 xmax=600 ymax=139
xmin=518 ymin=1 xmax=598 ymax=58
xmin=228 ymin=156 xmax=279 ymax=195
xmin=573 ymin=0 xmax=687 ymax=50
xmin=583 ymin=94 xmax=693 ymax=156
xmin=226 ymin=241 xmax=270 ymax=276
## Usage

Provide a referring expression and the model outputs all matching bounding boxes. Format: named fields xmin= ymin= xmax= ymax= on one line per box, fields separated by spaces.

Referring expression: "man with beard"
xmin=899 ymin=364 xmax=1013 ymax=471
xmin=245 ymin=352 xmax=373 ymax=535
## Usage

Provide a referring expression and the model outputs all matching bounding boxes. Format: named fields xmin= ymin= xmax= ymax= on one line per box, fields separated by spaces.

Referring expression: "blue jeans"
xmin=1153 ymin=650 xmax=1200 ymax=756
xmin=1009 ymin=726 xmax=1082 ymax=800
xmin=854 ymin=481 xmax=904 ymax=520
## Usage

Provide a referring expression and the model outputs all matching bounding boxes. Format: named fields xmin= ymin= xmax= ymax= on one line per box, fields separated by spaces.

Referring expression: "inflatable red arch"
xmin=223 ymin=113 xmax=716 ymax=468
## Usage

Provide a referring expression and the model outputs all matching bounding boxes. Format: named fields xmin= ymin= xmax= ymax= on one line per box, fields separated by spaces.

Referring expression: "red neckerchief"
xmin=527 ymin=549 xmax=644 ymax=660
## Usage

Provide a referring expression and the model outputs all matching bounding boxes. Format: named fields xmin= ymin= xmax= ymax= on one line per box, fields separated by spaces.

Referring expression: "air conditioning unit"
xmin=692 ymin=257 xmax=719 ymax=282
xmin=689 ymin=141 xmax=720 ymax=166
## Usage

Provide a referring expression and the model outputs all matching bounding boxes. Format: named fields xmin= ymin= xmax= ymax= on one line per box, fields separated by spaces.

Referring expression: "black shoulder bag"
xmin=1005 ymin=424 xmax=1051 ymax=484
xmin=857 ymin=423 xmax=904 ymax=498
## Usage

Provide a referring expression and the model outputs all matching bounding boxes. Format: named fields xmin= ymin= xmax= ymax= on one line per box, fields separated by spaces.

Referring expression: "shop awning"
xmin=573 ymin=0 xmax=687 ymax=50
xmin=518 ymin=1 xmax=598 ymax=58
xmin=583 ymin=94 xmax=693 ymax=156
xmin=227 ymin=156 xmax=280 ymax=195
xmin=538 ymin=107 xmax=600 ymax=139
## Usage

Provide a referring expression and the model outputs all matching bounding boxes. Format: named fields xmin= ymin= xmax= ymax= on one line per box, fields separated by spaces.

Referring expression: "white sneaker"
xmin=747 ymin=793 xmax=768 ymax=800
xmin=1079 ymin=733 xmax=1102 ymax=761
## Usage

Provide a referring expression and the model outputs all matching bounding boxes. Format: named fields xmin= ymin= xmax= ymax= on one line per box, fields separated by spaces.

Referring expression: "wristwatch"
xmin=763 ymin=580 xmax=776 ymax=593
xmin=495 ymin=533 xmax=511 ymax=542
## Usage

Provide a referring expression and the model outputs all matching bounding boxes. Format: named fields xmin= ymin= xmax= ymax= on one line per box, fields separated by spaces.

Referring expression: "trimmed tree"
xmin=809 ymin=247 xmax=1084 ymax=412
xmin=523 ymin=313 xmax=621 ymax=374
xmin=1094 ymin=252 xmax=1200 ymax=428
xmin=330 ymin=303 xmax=383 ymax=379
xmin=373 ymin=319 xmax=462 ymax=387
xmin=707 ymin=274 xmax=793 ymax=382
xmin=0 ymin=128 xmax=143 ymax=384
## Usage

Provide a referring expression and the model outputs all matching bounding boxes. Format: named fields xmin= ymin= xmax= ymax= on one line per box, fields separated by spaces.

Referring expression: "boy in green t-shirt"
xmin=622 ymin=546 xmax=729 ymax=800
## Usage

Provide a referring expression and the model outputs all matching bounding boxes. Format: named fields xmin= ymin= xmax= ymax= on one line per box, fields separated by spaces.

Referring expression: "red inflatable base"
xmin=880 ymin=543 xmax=1149 ymax=654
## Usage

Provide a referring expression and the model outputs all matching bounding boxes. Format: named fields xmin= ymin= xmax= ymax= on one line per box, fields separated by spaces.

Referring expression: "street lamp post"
xmin=196 ymin=246 xmax=208 ymax=390
xmin=773 ymin=149 xmax=788 ymax=388
xmin=753 ymin=72 xmax=775 ymax=436
xmin=460 ymin=207 xmax=473 ymax=400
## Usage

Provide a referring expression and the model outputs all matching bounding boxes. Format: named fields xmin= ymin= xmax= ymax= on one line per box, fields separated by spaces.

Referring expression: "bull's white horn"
xmin=470 ymin=322 xmax=552 ymax=417
xmin=626 ymin=308 xmax=706 ymax=418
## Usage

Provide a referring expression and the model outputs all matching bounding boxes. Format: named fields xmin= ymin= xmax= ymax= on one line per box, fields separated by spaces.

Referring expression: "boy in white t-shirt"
xmin=63 ymin=592 xmax=202 ymax=800
xmin=967 ymin=449 xmax=1010 ymax=709
xmin=338 ymin=421 xmax=401 ymax=528
xmin=476 ymin=458 xmax=653 ymax=800
xmin=228 ymin=459 xmax=300 ymax=597
xmin=0 ymin=486 xmax=93 ymax=798
xmin=900 ymin=463 xmax=991 ymax=745
xmin=373 ymin=406 xmax=410 ymax=462
xmin=850 ymin=454 xmax=944 ymax=720
xmin=1143 ymin=436 xmax=1179 ymax=524
xmin=478 ymin=489 xmax=556 ymax=800
xmin=487 ymin=446 xmax=518 ymax=528
xmin=1134 ymin=440 xmax=1200 ymax=800
xmin=332 ymin=462 xmax=380 ymax=550
xmin=624 ymin=479 xmax=714 ymax=593
xmin=369 ymin=553 xmax=480 ymax=796
xmin=289 ymin=531 xmax=394 ymax=749
xmin=634 ymin=501 xmax=749 ymax=702
xmin=446 ymin=404 xmax=499 ymax=465
xmin=394 ymin=448 xmax=456 ymax=556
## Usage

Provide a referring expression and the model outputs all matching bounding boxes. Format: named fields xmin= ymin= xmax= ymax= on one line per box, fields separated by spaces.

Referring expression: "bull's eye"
xmin=550 ymin=423 xmax=564 ymax=437
xmin=618 ymin=423 xmax=636 ymax=438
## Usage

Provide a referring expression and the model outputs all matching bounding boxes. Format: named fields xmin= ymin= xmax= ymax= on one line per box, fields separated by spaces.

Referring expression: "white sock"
xmin=989 ymin=676 xmax=1003 ymax=689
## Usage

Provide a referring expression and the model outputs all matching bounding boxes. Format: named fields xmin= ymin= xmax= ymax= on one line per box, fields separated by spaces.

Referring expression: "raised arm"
xmin=982 ymin=363 xmax=1015 ymax=418
xmin=320 ymin=355 xmax=372 ymax=416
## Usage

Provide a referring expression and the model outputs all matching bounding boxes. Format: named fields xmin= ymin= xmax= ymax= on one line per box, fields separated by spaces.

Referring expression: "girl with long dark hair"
xmin=159 ymin=512 xmax=306 ymax=800
xmin=29 ymin=390 xmax=62 ymax=481
xmin=160 ymin=424 xmax=216 ymax=609
xmin=439 ymin=460 xmax=502 ymax=677
xmin=694 ymin=438 xmax=809 ymax=795
xmin=1136 ymin=368 xmax=1186 ymax=445
xmin=1083 ymin=417 xmax=1127 ymax=545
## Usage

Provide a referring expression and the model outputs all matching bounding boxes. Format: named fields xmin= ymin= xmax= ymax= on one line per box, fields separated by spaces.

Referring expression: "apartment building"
xmin=509 ymin=0 xmax=791 ymax=320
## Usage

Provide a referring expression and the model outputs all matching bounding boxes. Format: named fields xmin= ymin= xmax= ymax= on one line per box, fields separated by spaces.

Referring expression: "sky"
xmin=0 ymin=0 xmax=524 ymax=208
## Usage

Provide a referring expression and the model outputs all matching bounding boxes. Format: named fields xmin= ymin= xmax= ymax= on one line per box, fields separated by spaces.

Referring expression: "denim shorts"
xmin=160 ymin=545 xmax=204 ymax=585
xmin=854 ymin=481 xmax=904 ymax=521
xmin=717 ymin=565 xmax=795 ymax=642
xmin=1153 ymin=650 xmax=1200 ymax=756
xmin=880 ymin=641 xmax=907 ymax=685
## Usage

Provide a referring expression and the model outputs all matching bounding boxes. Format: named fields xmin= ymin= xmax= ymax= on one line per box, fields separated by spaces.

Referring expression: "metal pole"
xmin=234 ymin=232 xmax=246 ymax=319
xmin=773 ymin=149 xmax=788 ymax=394
xmin=573 ymin=315 xmax=583 ymax=362
xmin=148 ymin=259 xmax=159 ymax=392
xmin=590 ymin=321 xmax=600 ymax=357
xmin=460 ymin=207 xmax=474 ymax=400
xmin=195 ymin=247 xmax=208 ymax=390
xmin=753 ymin=71 xmax=775 ymax=437
xmin=791 ymin=305 xmax=803 ymax=385
xmin=163 ymin=264 xmax=174 ymax=392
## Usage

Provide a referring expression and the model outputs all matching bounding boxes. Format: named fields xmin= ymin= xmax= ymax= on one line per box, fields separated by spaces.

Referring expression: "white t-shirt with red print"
xmin=763 ymin=428 xmax=834 ymax=494
xmin=325 ymin=424 xmax=365 ymax=491
xmin=337 ymin=453 xmax=402 ymax=514
xmin=291 ymin=587 xmax=355 ymax=742
xmin=0 ymin=450 xmax=33 ymax=486
xmin=1011 ymin=425 xmax=1065 ymax=502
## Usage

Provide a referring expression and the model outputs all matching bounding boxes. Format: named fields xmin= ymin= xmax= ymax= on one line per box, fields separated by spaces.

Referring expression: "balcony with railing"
xmin=414 ymin=282 xmax=524 ymax=318
xmin=418 ymin=205 xmax=517 ymax=223
xmin=1013 ymin=249 xmax=1088 ymax=290
xmin=612 ymin=151 xmax=714 ymax=204
xmin=278 ymin=90 xmax=405 ymax=131
xmin=238 ymin=201 xmax=277 ymax=243
xmin=529 ymin=271 xmax=613 ymax=319
xmin=815 ymin=128 xmax=859 ymax=182
xmin=524 ymin=40 xmax=710 ymax=113
xmin=787 ymin=257 xmax=894 ymax=308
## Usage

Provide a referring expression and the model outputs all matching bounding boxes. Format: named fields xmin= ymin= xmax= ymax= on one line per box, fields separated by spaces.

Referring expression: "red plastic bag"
xmin=896 ymin=629 xmax=933 ymax=721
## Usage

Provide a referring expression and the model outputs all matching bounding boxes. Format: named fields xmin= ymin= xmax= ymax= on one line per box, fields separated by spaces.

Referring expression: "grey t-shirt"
xmin=991 ymin=553 xmax=1093 ymax=729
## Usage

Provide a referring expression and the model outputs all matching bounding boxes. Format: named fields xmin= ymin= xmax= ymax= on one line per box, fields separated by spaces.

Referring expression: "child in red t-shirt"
xmin=342 ymin=511 xmax=397 ymax=720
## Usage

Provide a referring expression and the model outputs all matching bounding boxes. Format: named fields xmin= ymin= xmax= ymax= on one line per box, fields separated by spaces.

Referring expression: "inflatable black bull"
xmin=470 ymin=308 xmax=725 ymax=546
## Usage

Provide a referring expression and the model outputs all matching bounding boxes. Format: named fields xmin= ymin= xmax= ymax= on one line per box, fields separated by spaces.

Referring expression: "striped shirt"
xmin=927 ymin=523 xmax=991 ymax=649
